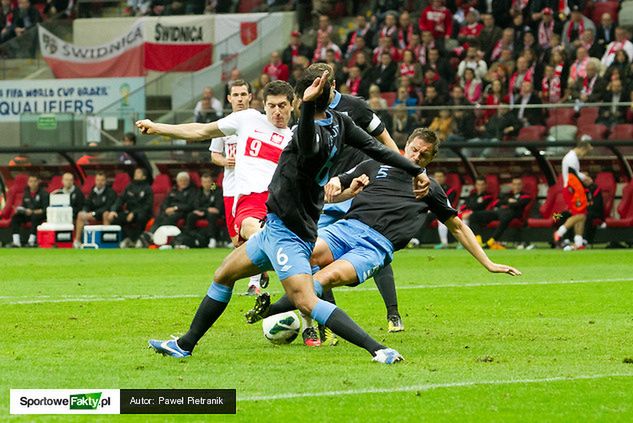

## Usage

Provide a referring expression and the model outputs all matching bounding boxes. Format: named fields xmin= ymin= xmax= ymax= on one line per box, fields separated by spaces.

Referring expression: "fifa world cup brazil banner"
xmin=38 ymin=16 xmax=214 ymax=78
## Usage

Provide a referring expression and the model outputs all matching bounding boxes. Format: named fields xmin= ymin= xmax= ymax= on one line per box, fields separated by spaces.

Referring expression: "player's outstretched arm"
xmin=375 ymin=129 xmax=399 ymax=153
xmin=445 ymin=216 xmax=521 ymax=276
xmin=296 ymin=70 xmax=330 ymax=157
xmin=136 ymin=119 xmax=225 ymax=141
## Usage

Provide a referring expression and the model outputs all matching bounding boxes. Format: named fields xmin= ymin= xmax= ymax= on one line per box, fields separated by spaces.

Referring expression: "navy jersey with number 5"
xmin=338 ymin=160 xmax=457 ymax=250
xmin=266 ymin=101 xmax=423 ymax=243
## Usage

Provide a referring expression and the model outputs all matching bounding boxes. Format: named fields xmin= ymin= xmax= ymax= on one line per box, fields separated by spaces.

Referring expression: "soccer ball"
xmin=262 ymin=311 xmax=301 ymax=344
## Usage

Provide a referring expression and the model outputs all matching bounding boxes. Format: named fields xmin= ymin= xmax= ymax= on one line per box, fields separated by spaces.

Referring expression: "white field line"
xmin=1 ymin=277 xmax=632 ymax=305
xmin=239 ymin=373 xmax=633 ymax=402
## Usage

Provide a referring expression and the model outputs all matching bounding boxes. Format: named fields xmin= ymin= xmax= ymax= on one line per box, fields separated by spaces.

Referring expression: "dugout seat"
xmin=527 ymin=179 xmax=566 ymax=228
xmin=151 ymin=173 xmax=173 ymax=216
xmin=81 ymin=174 xmax=96 ymax=196
xmin=608 ymin=124 xmax=633 ymax=141
xmin=47 ymin=175 xmax=63 ymax=193
xmin=380 ymin=92 xmax=397 ymax=106
xmin=606 ymin=182 xmax=633 ymax=227
xmin=485 ymin=174 xmax=500 ymax=200
xmin=595 ymin=172 xmax=616 ymax=218
xmin=577 ymin=124 xmax=608 ymax=141
xmin=517 ymin=125 xmax=547 ymax=142
xmin=188 ymin=171 xmax=201 ymax=188
xmin=112 ymin=173 xmax=131 ymax=195
xmin=546 ymin=108 xmax=576 ymax=127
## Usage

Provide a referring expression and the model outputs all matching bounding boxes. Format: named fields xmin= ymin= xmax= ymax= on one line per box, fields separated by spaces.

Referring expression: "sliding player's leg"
xmin=148 ymin=243 xmax=267 ymax=358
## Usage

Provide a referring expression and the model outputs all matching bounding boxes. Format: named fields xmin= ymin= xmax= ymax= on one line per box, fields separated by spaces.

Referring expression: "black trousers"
xmin=112 ymin=211 xmax=151 ymax=241
xmin=185 ymin=211 xmax=221 ymax=239
xmin=11 ymin=212 xmax=45 ymax=236
xmin=470 ymin=209 xmax=518 ymax=241
xmin=150 ymin=211 xmax=185 ymax=232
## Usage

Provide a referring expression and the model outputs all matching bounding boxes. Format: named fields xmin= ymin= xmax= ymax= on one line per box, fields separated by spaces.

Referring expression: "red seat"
xmin=591 ymin=1 xmax=619 ymax=25
xmin=521 ymin=175 xmax=538 ymax=198
xmin=485 ymin=174 xmax=500 ymax=200
xmin=546 ymin=108 xmax=575 ymax=127
xmin=608 ymin=124 xmax=633 ymax=141
xmin=577 ymin=124 xmax=608 ymax=141
xmin=47 ymin=175 xmax=62 ymax=193
xmin=528 ymin=180 xmax=566 ymax=227
xmin=113 ymin=173 xmax=131 ymax=195
xmin=0 ymin=187 xmax=25 ymax=228
xmin=579 ymin=107 xmax=599 ymax=121
xmin=595 ymin=172 xmax=616 ymax=217
xmin=237 ymin=0 xmax=263 ymax=13
xmin=81 ymin=175 xmax=96 ymax=196
xmin=517 ymin=125 xmax=547 ymax=141
xmin=445 ymin=173 xmax=462 ymax=208
xmin=189 ymin=171 xmax=201 ymax=188
xmin=380 ymin=92 xmax=397 ymax=106
xmin=606 ymin=183 xmax=633 ymax=227
xmin=7 ymin=173 xmax=28 ymax=192
xmin=151 ymin=174 xmax=173 ymax=216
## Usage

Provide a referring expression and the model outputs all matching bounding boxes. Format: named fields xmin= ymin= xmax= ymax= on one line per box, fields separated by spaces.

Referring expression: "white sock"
xmin=12 ymin=234 xmax=21 ymax=246
xmin=574 ymin=235 xmax=583 ymax=247
xmin=248 ymin=274 xmax=261 ymax=288
xmin=27 ymin=234 xmax=36 ymax=245
xmin=438 ymin=222 xmax=448 ymax=245
xmin=556 ymin=225 xmax=568 ymax=237
xmin=299 ymin=312 xmax=313 ymax=331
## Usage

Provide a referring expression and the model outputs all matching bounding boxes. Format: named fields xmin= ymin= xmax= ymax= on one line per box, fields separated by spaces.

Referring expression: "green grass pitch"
xmin=2 ymin=248 xmax=633 ymax=422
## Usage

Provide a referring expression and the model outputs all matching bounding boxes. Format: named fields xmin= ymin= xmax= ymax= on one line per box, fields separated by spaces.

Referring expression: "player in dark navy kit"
xmin=247 ymin=129 xmax=520 ymax=322
xmin=307 ymin=62 xmax=407 ymax=337
xmin=146 ymin=70 xmax=430 ymax=364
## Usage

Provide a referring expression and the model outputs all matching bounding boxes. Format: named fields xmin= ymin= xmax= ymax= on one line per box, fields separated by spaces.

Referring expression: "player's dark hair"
xmin=434 ymin=168 xmax=447 ymax=175
xmin=228 ymin=79 xmax=252 ymax=94
xmin=295 ymin=66 xmax=332 ymax=112
xmin=95 ymin=171 xmax=106 ymax=178
xmin=263 ymin=80 xmax=295 ymax=104
xmin=201 ymin=172 xmax=212 ymax=179
xmin=303 ymin=63 xmax=335 ymax=84
xmin=28 ymin=174 xmax=39 ymax=180
xmin=475 ymin=176 xmax=486 ymax=183
xmin=406 ymin=128 xmax=440 ymax=158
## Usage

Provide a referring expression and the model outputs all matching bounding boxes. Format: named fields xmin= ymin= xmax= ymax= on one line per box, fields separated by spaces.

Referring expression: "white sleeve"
xmin=210 ymin=137 xmax=225 ymax=153
xmin=626 ymin=43 xmax=633 ymax=63
xmin=216 ymin=110 xmax=246 ymax=136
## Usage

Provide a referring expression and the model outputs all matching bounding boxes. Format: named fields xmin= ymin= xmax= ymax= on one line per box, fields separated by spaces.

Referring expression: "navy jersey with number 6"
xmin=338 ymin=160 xmax=457 ymax=250
xmin=266 ymin=101 xmax=423 ymax=243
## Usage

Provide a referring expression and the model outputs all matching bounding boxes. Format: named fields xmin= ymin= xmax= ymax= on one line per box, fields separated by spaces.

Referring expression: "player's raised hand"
xmin=413 ymin=172 xmax=430 ymax=198
xmin=487 ymin=262 xmax=522 ymax=276
xmin=136 ymin=119 xmax=158 ymax=135
xmin=349 ymin=174 xmax=369 ymax=196
xmin=324 ymin=176 xmax=342 ymax=203
xmin=303 ymin=71 xmax=329 ymax=102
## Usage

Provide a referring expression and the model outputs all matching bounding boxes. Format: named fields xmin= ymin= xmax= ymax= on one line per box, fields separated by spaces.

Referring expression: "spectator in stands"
xmin=51 ymin=172 xmax=84 ymax=219
xmin=397 ymin=10 xmax=417 ymax=50
xmin=372 ymin=35 xmax=401 ymax=64
xmin=195 ymin=98 xmax=221 ymax=124
xmin=479 ymin=102 xmax=521 ymax=141
xmin=73 ymin=171 xmax=117 ymax=248
xmin=447 ymin=85 xmax=476 ymax=142
xmin=288 ymin=64 xmax=305 ymax=87
xmin=479 ymin=14 xmax=502 ymax=60
xmin=374 ymin=11 xmax=398 ymax=47
xmin=184 ymin=172 xmax=224 ymax=248
xmin=605 ymin=50 xmax=632 ymax=83
xmin=598 ymin=78 xmax=629 ymax=126
xmin=393 ymin=85 xmax=417 ymax=113
xmin=482 ymin=79 xmax=506 ymax=122
xmin=343 ymin=15 xmax=374 ymax=57
xmin=579 ymin=29 xmax=604 ymax=60
xmin=194 ymin=87 xmax=223 ymax=119
xmin=282 ymin=31 xmax=311 ymax=67
xmin=0 ymin=0 xmax=14 ymax=42
xmin=515 ymin=81 xmax=545 ymax=126
xmin=424 ymin=47 xmax=453 ymax=83
xmin=104 ymin=167 xmax=153 ymax=248
xmin=316 ymin=14 xmax=336 ymax=44
xmin=508 ymin=56 xmax=534 ymax=99
xmin=10 ymin=174 xmax=48 ymax=248
xmin=391 ymin=104 xmax=417 ymax=148
xmin=419 ymin=0 xmax=453 ymax=45
xmin=44 ymin=0 xmax=73 ymax=18
xmin=470 ymin=177 xmax=531 ymax=250
xmin=119 ymin=132 xmax=147 ymax=167
xmin=429 ymin=108 xmax=453 ymax=142
xmin=595 ymin=13 xmax=616 ymax=49
xmin=147 ymin=171 xmax=196 ymax=235
xmin=254 ymin=73 xmax=271 ymax=101
xmin=540 ymin=64 xmax=564 ymax=104
xmin=313 ymin=32 xmax=342 ymax=62
xmin=370 ymin=51 xmax=397 ymax=93
xmin=366 ymin=85 xmax=392 ymax=130
xmin=414 ymin=30 xmax=440 ymax=66
xmin=562 ymin=6 xmax=595 ymax=51
xmin=536 ymin=8 xmax=561 ymax=51
xmin=459 ymin=176 xmax=493 ymax=225
xmin=11 ymin=0 xmax=40 ymax=38
xmin=601 ymin=27 xmax=633 ymax=68
xmin=462 ymin=68 xmax=483 ymax=104
xmin=430 ymin=169 xmax=458 ymax=249
xmin=457 ymin=8 xmax=483 ymax=48
xmin=223 ymin=68 xmax=242 ymax=107
xmin=457 ymin=45 xmax=488 ymax=82
xmin=345 ymin=65 xmax=368 ymax=97
xmin=262 ymin=51 xmax=289 ymax=82
xmin=396 ymin=49 xmax=423 ymax=85
xmin=490 ymin=28 xmax=514 ymax=62
xmin=571 ymin=59 xmax=607 ymax=104
xmin=345 ymin=31 xmax=372 ymax=63
xmin=569 ymin=46 xmax=590 ymax=81
xmin=419 ymin=84 xmax=443 ymax=126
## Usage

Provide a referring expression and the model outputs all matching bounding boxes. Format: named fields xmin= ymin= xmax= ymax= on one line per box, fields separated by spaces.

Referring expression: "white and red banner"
xmin=213 ymin=13 xmax=266 ymax=62
xmin=39 ymin=23 xmax=145 ymax=78
xmin=39 ymin=16 xmax=214 ymax=78
xmin=143 ymin=16 xmax=213 ymax=72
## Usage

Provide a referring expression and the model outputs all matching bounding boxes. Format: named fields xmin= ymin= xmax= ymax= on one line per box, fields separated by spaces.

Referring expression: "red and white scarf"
xmin=399 ymin=63 xmax=416 ymax=78
xmin=538 ymin=20 xmax=554 ymax=49
xmin=566 ymin=18 xmax=584 ymax=43
xmin=397 ymin=24 xmax=415 ymax=50
xmin=491 ymin=39 xmax=512 ymax=62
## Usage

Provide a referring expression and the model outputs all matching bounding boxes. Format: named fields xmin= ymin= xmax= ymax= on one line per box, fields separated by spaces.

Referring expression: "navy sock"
xmin=266 ymin=294 xmax=296 ymax=316
xmin=374 ymin=264 xmax=399 ymax=317
xmin=177 ymin=283 xmax=232 ymax=352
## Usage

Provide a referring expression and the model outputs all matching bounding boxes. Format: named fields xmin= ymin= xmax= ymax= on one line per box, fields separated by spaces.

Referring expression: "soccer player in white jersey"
xmin=209 ymin=79 xmax=266 ymax=295
xmin=136 ymin=80 xmax=294 ymax=258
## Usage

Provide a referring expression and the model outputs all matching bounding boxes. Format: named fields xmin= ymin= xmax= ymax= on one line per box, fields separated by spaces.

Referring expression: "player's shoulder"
xmin=428 ymin=177 xmax=448 ymax=197
xmin=230 ymin=108 xmax=264 ymax=121
xmin=339 ymin=93 xmax=369 ymax=108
